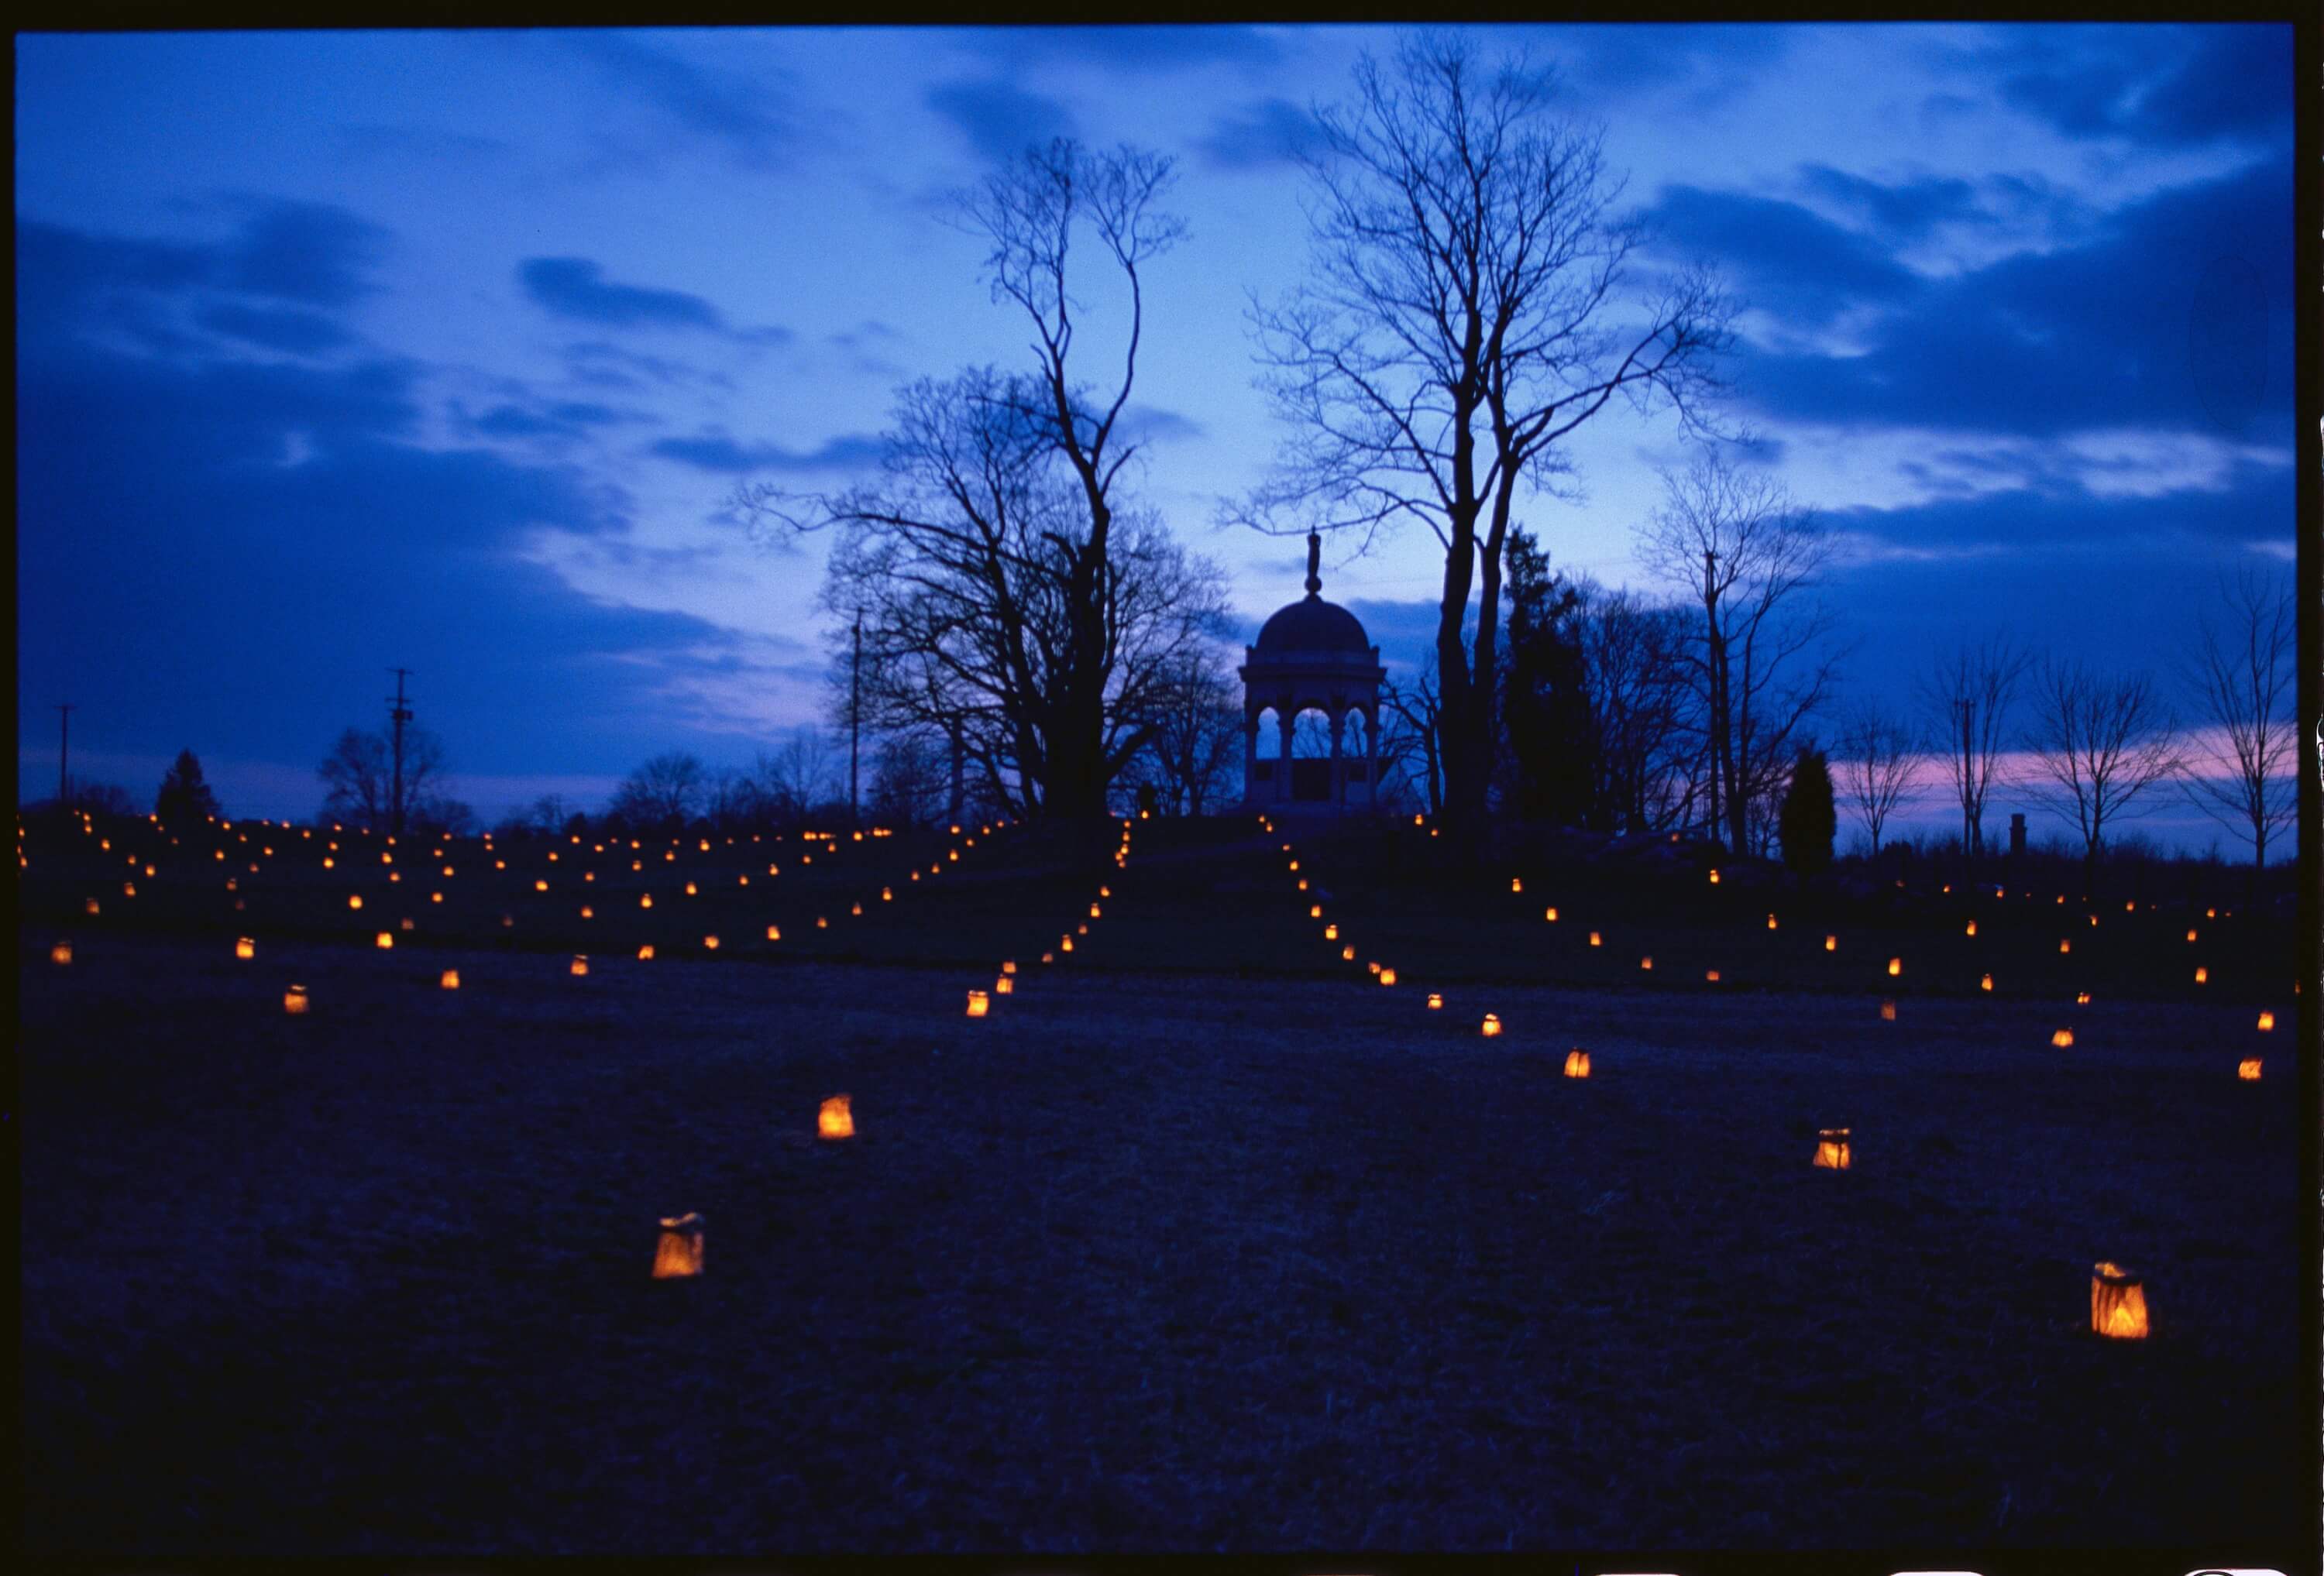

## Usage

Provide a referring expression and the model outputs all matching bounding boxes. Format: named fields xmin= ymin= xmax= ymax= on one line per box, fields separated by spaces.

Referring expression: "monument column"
xmin=1276 ymin=702 xmax=1296 ymax=803
xmin=1329 ymin=699 xmax=1346 ymax=808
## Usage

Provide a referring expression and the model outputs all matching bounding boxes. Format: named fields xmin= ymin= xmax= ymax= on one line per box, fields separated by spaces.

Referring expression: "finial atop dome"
xmin=1305 ymin=530 xmax=1322 ymax=597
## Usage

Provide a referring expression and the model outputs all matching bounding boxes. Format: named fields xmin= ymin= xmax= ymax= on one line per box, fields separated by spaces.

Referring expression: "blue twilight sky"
xmin=14 ymin=23 xmax=2300 ymax=845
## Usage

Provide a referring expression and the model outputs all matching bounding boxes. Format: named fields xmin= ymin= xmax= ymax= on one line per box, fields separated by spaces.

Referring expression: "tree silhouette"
xmin=1241 ymin=33 xmax=1728 ymax=864
xmin=319 ymin=725 xmax=445 ymax=830
xmin=1636 ymin=447 xmax=1844 ymax=853
xmin=1380 ymin=658 xmax=1446 ymax=817
xmin=1499 ymin=528 xmax=1596 ymax=826
xmin=1573 ymin=583 xmax=1697 ymax=835
xmin=752 ymin=728 xmax=843 ymax=826
xmin=857 ymin=732 xmax=939 ymax=827
xmin=1919 ymin=636 xmax=2033 ymax=868
xmin=2021 ymin=658 xmax=2185 ymax=883
xmin=2179 ymin=569 xmax=2294 ymax=896
xmin=608 ymin=753 xmax=706 ymax=833
xmin=61 ymin=777 xmax=137 ymax=817
xmin=1777 ymin=746 xmax=1836 ymax=877
xmin=1136 ymin=652 xmax=1245 ymax=816
xmin=155 ymin=749 xmax=222 ymax=823
xmin=1835 ymin=706 xmax=1920 ymax=857
xmin=738 ymin=140 xmax=1215 ymax=821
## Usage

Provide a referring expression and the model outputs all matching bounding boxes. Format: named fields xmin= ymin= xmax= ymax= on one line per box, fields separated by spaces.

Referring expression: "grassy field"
xmin=17 ymin=809 xmax=2308 ymax=1553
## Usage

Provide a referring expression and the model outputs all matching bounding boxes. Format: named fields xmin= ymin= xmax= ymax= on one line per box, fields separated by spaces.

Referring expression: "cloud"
xmin=828 ymin=319 xmax=900 ymax=351
xmin=15 ymin=221 xmax=211 ymax=304
xmin=1779 ymin=423 xmax=2287 ymax=513
xmin=218 ymin=198 xmax=390 ymax=309
xmin=1992 ymin=24 xmax=2292 ymax=149
xmin=462 ymin=399 xmax=648 ymax=444
xmin=996 ymin=26 xmax=1285 ymax=76
xmin=19 ymin=201 xmax=391 ymax=354
xmin=518 ymin=257 xmax=729 ymax=331
xmin=1816 ymin=520 xmax=2286 ymax=743
xmin=1118 ymin=404 xmax=1207 ymax=445
xmin=561 ymin=338 xmax=734 ymax=393
xmin=827 ymin=318 xmax=907 ymax=376
xmin=2137 ymin=27 xmax=2292 ymax=145
xmin=1644 ymin=184 xmax=1923 ymax=326
xmin=1195 ymin=97 xmax=1320 ymax=170
xmin=1823 ymin=452 xmax=2294 ymax=555
xmin=15 ymin=221 xmax=214 ymax=357
xmin=1794 ymin=164 xmax=1988 ymax=243
xmin=648 ymin=432 xmax=887 ymax=474
xmin=1548 ymin=23 xmax=1793 ymax=108
xmin=563 ymin=33 xmax=790 ymax=166
xmin=1323 ymin=598 xmax=1447 ymax=672
xmin=1722 ymin=160 xmax=2294 ymax=440
xmin=15 ymin=215 xmax=775 ymax=785
xmin=927 ymin=80 xmax=1078 ymax=165
xmin=198 ymin=300 xmax=355 ymax=357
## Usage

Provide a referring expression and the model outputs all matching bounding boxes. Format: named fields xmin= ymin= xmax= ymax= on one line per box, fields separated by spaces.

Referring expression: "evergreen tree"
xmin=155 ymin=748 xmax=222 ymax=822
xmin=1500 ymin=527 xmax=1598 ymax=825
xmin=1777 ymin=745 xmax=1837 ymax=877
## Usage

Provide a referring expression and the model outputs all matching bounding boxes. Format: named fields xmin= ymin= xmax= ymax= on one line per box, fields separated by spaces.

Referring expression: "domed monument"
xmin=1239 ymin=533 xmax=1387 ymax=811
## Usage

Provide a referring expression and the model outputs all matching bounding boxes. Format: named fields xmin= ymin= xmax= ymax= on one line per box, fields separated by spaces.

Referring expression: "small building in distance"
xmin=1239 ymin=533 xmax=1387 ymax=812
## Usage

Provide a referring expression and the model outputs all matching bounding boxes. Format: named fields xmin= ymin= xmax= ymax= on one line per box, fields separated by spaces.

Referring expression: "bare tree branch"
xmin=2178 ymin=568 xmax=2295 ymax=885
xmin=2020 ymin=657 xmax=2187 ymax=877
xmin=732 ymin=141 xmax=1199 ymax=821
xmin=1233 ymin=32 xmax=1732 ymax=861
xmin=1836 ymin=704 xmax=1921 ymax=857
xmin=1634 ymin=445 xmax=1844 ymax=852
xmin=1917 ymin=635 xmax=2033 ymax=865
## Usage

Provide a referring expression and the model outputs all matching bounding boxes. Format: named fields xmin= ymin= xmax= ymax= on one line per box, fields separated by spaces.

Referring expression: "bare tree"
xmin=63 ymin=778 xmax=139 ymax=818
xmin=868 ymin=730 xmax=947 ymax=828
xmin=787 ymin=385 xmax=1229 ymax=819
xmin=1370 ymin=702 xmax=1435 ymax=814
xmin=320 ymin=729 xmax=389 ymax=826
xmin=1382 ymin=648 xmax=1449 ymax=816
xmin=754 ymin=727 xmax=841 ymax=823
xmin=1239 ymin=33 xmax=1728 ymax=863
xmin=1139 ymin=651 xmax=1245 ymax=815
xmin=607 ymin=752 xmax=706 ymax=831
xmin=1917 ymin=636 xmax=2033 ymax=867
xmin=1574 ymin=581 xmax=1696 ymax=834
xmin=739 ymin=140 xmax=1213 ymax=820
xmin=1635 ymin=447 xmax=1844 ymax=853
xmin=407 ymin=794 xmax=476 ymax=837
xmin=320 ymin=725 xmax=444 ymax=830
xmin=703 ymin=769 xmax=763 ymax=833
xmin=2180 ymin=570 xmax=2295 ymax=891
xmin=1835 ymin=705 xmax=1921 ymax=857
xmin=2021 ymin=658 xmax=2185 ymax=881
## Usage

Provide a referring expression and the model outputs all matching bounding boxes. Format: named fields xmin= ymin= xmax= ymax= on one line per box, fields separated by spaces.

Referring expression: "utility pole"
xmin=1702 ymin=549 xmax=1721 ymax=846
xmin=848 ymin=613 xmax=863 ymax=826
xmin=54 ymin=704 xmax=74 ymax=808
xmin=387 ymin=668 xmax=413 ymax=837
